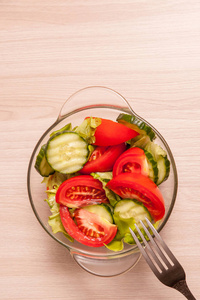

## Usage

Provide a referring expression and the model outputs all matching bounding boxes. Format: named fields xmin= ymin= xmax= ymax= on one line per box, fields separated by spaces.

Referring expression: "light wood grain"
xmin=1 ymin=1 xmax=200 ymax=299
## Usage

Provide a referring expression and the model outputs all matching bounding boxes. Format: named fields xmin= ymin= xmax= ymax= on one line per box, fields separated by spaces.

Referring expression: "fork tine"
xmin=129 ymin=227 xmax=161 ymax=276
xmin=134 ymin=223 xmax=166 ymax=272
xmin=140 ymin=220 xmax=173 ymax=268
xmin=145 ymin=218 xmax=181 ymax=266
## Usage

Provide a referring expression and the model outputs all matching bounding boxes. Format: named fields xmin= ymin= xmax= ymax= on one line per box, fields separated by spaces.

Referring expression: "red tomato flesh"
xmin=106 ymin=173 xmax=165 ymax=221
xmin=113 ymin=147 xmax=149 ymax=177
xmin=56 ymin=175 xmax=108 ymax=208
xmin=90 ymin=118 xmax=139 ymax=146
xmin=60 ymin=205 xmax=117 ymax=247
xmin=80 ymin=143 xmax=126 ymax=174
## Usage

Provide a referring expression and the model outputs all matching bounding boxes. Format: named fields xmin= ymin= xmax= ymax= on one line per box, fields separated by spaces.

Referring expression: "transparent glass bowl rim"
xmin=27 ymin=85 xmax=178 ymax=259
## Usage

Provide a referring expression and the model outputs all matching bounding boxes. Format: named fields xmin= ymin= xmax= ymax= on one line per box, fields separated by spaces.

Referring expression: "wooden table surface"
xmin=1 ymin=1 xmax=200 ymax=299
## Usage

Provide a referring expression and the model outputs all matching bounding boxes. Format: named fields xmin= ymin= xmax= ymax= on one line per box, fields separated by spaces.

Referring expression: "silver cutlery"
xmin=129 ymin=218 xmax=196 ymax=299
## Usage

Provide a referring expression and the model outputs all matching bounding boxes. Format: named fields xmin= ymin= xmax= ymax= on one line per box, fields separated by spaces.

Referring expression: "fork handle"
xmin=173 ymin=280 xmax=196 ymax=300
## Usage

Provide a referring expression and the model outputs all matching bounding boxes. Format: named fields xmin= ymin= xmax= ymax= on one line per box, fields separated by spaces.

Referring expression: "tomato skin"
xmin=56 ymin=175 xmax=108 ymax=208
xmin=60 ymin=205 xmax=117 ymax=247
xmin=106 ymin=173 xmax=165 ymax=221
xmin=92 ymin=118 xmax=139 ymax=146
xmin=80 ymin=143 xmax=126 ymax=174
xmin=112 ymin=147 xmax=149 ymax=177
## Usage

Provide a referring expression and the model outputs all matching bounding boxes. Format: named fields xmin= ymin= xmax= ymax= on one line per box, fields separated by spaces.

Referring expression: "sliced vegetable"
xmin=88 ymin=117 xmax=139 ymax=146
xmin=60 ymin=205 xmax=117 ymax=247
xmin=156 ymin=156 xmax=170 ymax=185
xmin=50 ymin=123 xmax=72 ymax=137
xmin=113 ymin=199 xmax=152 ymax=245
xmin=106 ymin=173 xmax=165 ymax=221
xmin=129 ymin=135 xmax=151 ymax=148
xmin=80 ymin=143 xmax=126 ymax=174
xmin=34 ymin=144 xmax=55 ymax=177
xmin=145 ymin=142 xmax=170 ymax=185
xmin=56 ymin=175 xmax=108 ymax=208
xmin=113 ymin=199 xmax=152 ymax=224
xmin=83 ymin=204 xmax=114 ymax=224
xmin=46 ymin=131 xmax=89 ymax=174
xmin=143 ymin=149 xmax=158 ymax=183
xmin=112 ymin=147 xmax=149 ymax=178
xmin=117 ymin=113 xmax=156 ymax=141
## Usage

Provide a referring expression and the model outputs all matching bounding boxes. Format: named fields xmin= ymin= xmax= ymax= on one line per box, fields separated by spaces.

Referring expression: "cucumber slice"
xmin=113 ymin=199 xmax=152 ymax=228
xmin=113 ymin=199 xmax=153 ymax=245
xmin=144 ymin=149 xmax=158 ymax=183
xmin=156 ymin=156 xmax=170 ymax=185
xmin=145 ymin=142 xmax=170 ymax=185
xmin=83 ymin=204 xmax=113 ymax=224
xmin=46 ymin=131 xmax=89 ymax=174
xmin=131 ymin=135 xmax=151 ymax=148
xmin=117 ymin=113 xmax=156 ymax=141
xmin=35 ymin=144 xmax=55 ymax=177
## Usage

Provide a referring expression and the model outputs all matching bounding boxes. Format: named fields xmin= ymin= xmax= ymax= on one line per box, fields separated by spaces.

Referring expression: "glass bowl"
xmin=27 ymin=86 xmax=178 ymax=277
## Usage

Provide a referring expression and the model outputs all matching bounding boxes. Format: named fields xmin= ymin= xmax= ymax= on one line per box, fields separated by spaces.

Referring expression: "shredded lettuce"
xmin=91 ymin=172 xmax=121 ymax=207
xmin=104 ymin=213 xmax=139 ymax=251
xmin=113 ymin=212 xmax=137 ymax=241
xmin=42 ymin=171 xmax=76 ymax=190
xmin=74 ymin=117 xmax=101 ymax=144
xmin=43 ymin=172 xmax=74 ymax=242
xmin=107 ymin=211 xmax=160 ymax=251
xmin=48 ymin=197 xmax=74 ymax=242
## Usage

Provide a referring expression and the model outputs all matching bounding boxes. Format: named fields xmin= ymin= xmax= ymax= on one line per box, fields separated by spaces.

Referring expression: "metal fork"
xmin=129 ymin=218 xmax=196 ymax=300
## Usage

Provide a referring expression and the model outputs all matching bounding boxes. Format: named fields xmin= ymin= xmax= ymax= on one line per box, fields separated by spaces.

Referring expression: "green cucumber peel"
xmin=143 ymin=149 xmax=159 ymax=183
xmin=117 ymin=113 xmax=156 ymax=141
xmin=144 ymin=141 xmax=170 ymax=185
xmin=34 ymin=144 xmax=55 ymax=177
xmin=50 ymin=123 xmax=72 ymax=137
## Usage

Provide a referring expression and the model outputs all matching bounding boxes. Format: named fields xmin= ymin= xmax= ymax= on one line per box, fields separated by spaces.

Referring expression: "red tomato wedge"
xmin=60 ymin=206 xmax=117 ymax=247
xmin=113 ymin=147 xmax=149 ymax=177
xmin=90 ymin=118 xmax=139 ymax=146
xmin=56 ymin=175 xmax=108 ymax=208
xmin=80 ymin=143 xmax=126 ymax=174
xmin=106 ymin=173 xmax=165 ymax=221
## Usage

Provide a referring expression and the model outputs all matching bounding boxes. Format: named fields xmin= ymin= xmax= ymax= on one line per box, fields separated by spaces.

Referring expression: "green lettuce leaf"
xmin=43 ymin=172 xmax=74 ymax=242
xmin=91 ymin=172 xmax=121 ymax=207
xmin=113 ymin=212 xmax=137 ymax=241
xmin=104 ymin=239 xmax=124 ymax=252
xmin=113 ymin=210 xmax=159 ymax=247
xmin=104 ymin=212 xmax=143 ymax=251
xmin=123 ymin=233 xmax=135 ymax=244
xmin=74 ymin=117 xmax=101 ymax=144
xmin=42 ymin=171 xmax=77 ymax=190
xmin=48 ymin=209 xmax=74 ymax=242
